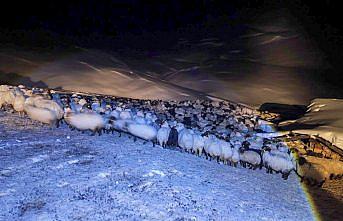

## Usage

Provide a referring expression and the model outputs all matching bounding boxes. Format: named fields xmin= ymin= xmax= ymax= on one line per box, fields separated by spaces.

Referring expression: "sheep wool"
xmin=65 ymin=112 xmax=105 ymax=132
xmin=157 ymin=127 xmax=171 ymax=147
xmin=127 ymin=123 xmax=157 ymax=141
xmin=24 ymin=104 xmax=58 ymax=125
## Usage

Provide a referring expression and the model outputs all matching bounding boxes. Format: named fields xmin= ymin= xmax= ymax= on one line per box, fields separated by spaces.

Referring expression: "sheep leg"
xmin=152 ymin=141 xmax=155 ymax=147
xmin=56 ymin=120 xmax=60 ymax=128
xmin=98 ymin=129 xmax=102 ymax=136
xmin=282 ymin=172 xmax=290 ymax=180
xmin=133 ymin=137 xmax=137 ymax=142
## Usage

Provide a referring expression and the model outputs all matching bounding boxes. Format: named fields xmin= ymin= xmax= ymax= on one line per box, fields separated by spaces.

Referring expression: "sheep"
xmin=192 ymin=133 xmax=205 ymax=156
xmin=304 ymin=156 xmax=343 ymax=180
xmin=219 ymin=140 xmax=233 ymax=165
xmin=0 ymin=85 xmax=11 ymax=92
xmin=133 ymin=115 xmax=147 ymax=125
xmin=127 ymin=123 xmax=157 ymax=146
xmin=207 ymin=138 xmax=221 ymax=162
xmin=167 ymin=127 xmax=178 ymax=147
xmin=112 ymin=119 xmax=133 ymax=136
xmin=27 ymin=96 xmax=64 ymax=127
xmin=296 ymin=157 xmax=329 ymax=187
xmin=157 ymin=123 xmax=171 ymax=148
xmin=120 ymin=110 xmax=132 ymax=120
xmin=110 ymin=110 xmax=121 ymax=119
xmin=229 ymin=145 xmax=240 ymax=167
xmin=204 ymin=135 xmax=216 ymax=159
xmin=262 ymin=149 xmax=295 ymax=180
xmin=178 ymin=128 xmax=194 ymax=152
xmin=0 ymin=90 xmax=16 ymax=109
xmin=64 ymin=111 xmax=105 ymax=135
xmin=13 ymin=90 xmax=26 ymax=116
xmin=239 ymin=148 xmax=262 ymax=170
xmin=24 ymin=104 xmax=58 ymax=126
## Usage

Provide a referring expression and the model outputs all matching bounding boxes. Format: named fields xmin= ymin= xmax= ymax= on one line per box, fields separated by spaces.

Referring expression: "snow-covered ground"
xmin=280 ymin=98 xmax=343 ymax=150
xmin=0 ymin=112 xmax=314 ymax=220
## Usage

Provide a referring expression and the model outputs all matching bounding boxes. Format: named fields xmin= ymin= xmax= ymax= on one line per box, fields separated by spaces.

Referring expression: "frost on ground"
xmin=0 ymin=112 xmax=313 ymax=221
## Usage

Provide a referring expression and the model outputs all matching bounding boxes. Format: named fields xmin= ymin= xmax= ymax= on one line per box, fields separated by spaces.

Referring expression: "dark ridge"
xmin=0 ymin=70 xmax=48 ymax=88
xmin=259 ymin=102 xmax=307 ymax=123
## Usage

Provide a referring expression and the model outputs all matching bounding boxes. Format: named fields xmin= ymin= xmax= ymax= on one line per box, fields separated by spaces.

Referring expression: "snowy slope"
xmin=281 ymin=98 xmax=343 ymax=150
xmin=0 ymin=112 xmax=314 ymax=220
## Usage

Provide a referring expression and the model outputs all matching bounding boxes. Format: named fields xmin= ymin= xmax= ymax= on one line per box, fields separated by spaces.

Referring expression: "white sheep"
xmin=64 ymin=111 xmax=105 ymax=135
xmin=24 ymin=104 xmax=58 ymax=126
xmin=208 ymin=138 xmax=221 ymax=161
xmin=110 ymin=110 xmax=121 ymax=119
xmin=157 ymin=122 xmax=170 ymax=148
xmin=13 ymin=90 xmax=26 ymax=116
xmin=26 ymin=96 xmax=64 ymax=121
xmin=178 ymin=128 xmax=194 ymax=152
xmin=219 ymin=140 xmax=233 ymax=165
xmin=231 ymin=145 xmax=241 ymax=167
xmin=204 ymin=135 xmax=216 ymax=159
xmin=0 ymin=90 xmax=16 ymax=109
xmin=192 ymin=133 xmax=205 ymax=156
xmin=127 ymin=123 xmax=157 ymax=145
xmin=120 ymin=110 xmax=132 ymax=120
xmin=239 ymin=149 xmax=262 ymax=170
xmin=262 ymin=150 xmax=295 ymax=180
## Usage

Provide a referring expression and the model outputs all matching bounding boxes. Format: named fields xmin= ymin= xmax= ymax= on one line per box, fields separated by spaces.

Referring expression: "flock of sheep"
xmin=1 ymin=84 xmax=342 ymax=187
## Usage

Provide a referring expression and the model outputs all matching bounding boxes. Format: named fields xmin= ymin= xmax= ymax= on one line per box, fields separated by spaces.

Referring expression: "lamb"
xmin=127 ymin=123 xmax=157 ymax=145
xmin=192 ymin=133 xmax=205 ymax=156
xmin=24 ymin=104 xmax=58 ymax=126
xmin=64 ymin=111 xmax=105 ymax=135
xmin=157 ymin=122 xmax=171 ymax=148
xmin=239 ymin=148 xmax=262 ymax=170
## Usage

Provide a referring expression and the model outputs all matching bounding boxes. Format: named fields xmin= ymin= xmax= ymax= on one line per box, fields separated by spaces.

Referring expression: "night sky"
xmin=1 ymin=0 xmax=343 ymax=69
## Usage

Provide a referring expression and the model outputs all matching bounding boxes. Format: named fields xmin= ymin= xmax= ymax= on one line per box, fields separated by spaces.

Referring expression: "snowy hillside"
xmin=0 ymin=112 xmax=313 ymax=220
xmin=281 ymin=98 xmax=343 ymax=150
